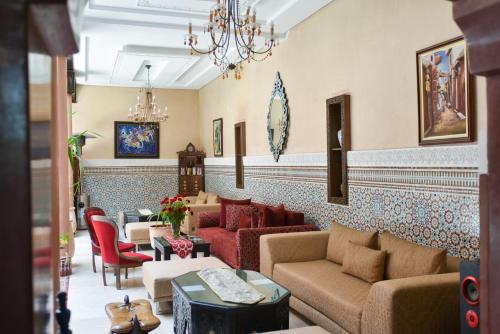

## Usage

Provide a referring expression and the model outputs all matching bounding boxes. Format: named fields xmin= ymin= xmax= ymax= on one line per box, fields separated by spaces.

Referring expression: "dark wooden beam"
xmin=29 ymin=0 xmax=79 ymax=56
xmin=0 ymin=2 xmax=33 ymax=333
xmin=450 ymin=1 xmax=500 ymax=333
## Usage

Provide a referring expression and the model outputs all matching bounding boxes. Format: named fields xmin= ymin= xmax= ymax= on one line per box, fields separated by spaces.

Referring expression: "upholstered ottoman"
xmin=142 ymin=256 xmax=229 ymax=314
xmin=265 ymin=327 xmax=329 ymax=333
xmin=126 ymin=222 xmax=158 ymax=248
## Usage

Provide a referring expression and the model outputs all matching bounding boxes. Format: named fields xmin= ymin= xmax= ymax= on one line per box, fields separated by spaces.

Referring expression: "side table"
xmin=154 ymin=236 xmax=210 ymax=261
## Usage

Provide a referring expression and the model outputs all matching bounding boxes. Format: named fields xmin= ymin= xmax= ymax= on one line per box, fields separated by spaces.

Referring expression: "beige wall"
xmin=198 ymin=0 xmax=487 ymax=157
xmin=72 ymin=85 xmax=200 ymax=159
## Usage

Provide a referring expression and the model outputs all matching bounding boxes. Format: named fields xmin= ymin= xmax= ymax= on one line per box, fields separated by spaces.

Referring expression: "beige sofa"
xmin=260 ymin=226 xmax=460 ymax=334
xmin=181 ymin=192 xmax=220 ymax=235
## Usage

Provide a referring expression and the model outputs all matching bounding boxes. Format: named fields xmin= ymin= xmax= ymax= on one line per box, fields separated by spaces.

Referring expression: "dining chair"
xmin=92 ymin=215 xmax=153 ymax=289
xmin=84 ymin=207 xmax=136 ymax=273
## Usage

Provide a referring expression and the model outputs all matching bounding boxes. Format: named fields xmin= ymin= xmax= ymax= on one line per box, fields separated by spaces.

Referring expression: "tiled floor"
xmin=69 ymin=231 xmax=310 ymax=333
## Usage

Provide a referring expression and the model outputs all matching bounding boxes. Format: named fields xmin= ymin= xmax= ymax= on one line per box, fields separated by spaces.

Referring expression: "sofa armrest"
xmin=198 ymin=211 xmax=221 ymax=228
xmin=361 ymin=272 xmax=460 ymax=334
xmin=236 ymin=225 xmax=319 ymax=272
xmin=187 ymin=203 xmax=221 ymax=213
xmin=259 ymin=230 xmax=329 ymax=277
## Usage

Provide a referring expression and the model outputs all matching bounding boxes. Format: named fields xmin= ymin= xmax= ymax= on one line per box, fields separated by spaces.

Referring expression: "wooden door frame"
xmin=0 ymin=1 xmax=78 ymax=333
xmin=449 ymin=1 xmax=500 ymax=333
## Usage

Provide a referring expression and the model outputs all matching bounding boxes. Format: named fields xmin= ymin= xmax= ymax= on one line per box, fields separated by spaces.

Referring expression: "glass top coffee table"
xmin=171 ymin=269 xmax=290 ymax=333
xmin=154 ymin=236 xmax=210 ymax=261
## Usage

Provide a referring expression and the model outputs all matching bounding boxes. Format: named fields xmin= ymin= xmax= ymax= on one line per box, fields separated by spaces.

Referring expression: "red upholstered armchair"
xmin=92 ymin=216 xmax=153 ymax=289
xmin=84 ymin=207 xmax=136 ymax=273
xmin=197 ymin=208 xmax=318 ymax=271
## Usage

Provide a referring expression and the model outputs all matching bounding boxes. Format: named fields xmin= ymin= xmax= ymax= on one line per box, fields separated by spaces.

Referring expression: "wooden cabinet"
xmin=326 ymin=95 xmax=350 ymax=205
xmin=177 ymin=143 xmax=206 ymax=196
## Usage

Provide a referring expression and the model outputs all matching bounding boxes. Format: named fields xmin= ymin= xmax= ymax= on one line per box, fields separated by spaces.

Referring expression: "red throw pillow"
xmin=251 ymin=209 xmax=260 ymax=228
xmin=239 ymin=214 xmax=252 ymax=229
xmin=220 ymin=197 xmax=251 ymax=227
xmin=226 ymin=204 xmax=255 ymax=232
xmin=260 ymin=204 xmax=286 ymax=227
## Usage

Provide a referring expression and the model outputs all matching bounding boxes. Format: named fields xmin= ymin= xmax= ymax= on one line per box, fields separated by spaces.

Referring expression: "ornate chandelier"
xmin=127 ymin=64 xmax=169 ymax=125
xmin=184 ymin=0 xmax=279 ymax=80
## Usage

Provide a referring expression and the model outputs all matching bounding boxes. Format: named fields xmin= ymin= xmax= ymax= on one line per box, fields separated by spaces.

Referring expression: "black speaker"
xmin=460 ymin=260 xmax=480 ymax=333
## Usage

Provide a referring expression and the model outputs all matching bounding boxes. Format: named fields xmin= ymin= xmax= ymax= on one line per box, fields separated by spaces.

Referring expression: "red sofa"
xmin=196 ymin=203 xmax=318 ymax=271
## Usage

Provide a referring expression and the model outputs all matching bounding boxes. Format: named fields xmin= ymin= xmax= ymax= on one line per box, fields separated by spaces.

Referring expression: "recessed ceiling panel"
xmin=75 ymin=0 xmax=333 ymax=89
xmin=137 ymin=0 xmax=213 ymax=13
xmin=110 ymin=46 xmax=200 ymax=88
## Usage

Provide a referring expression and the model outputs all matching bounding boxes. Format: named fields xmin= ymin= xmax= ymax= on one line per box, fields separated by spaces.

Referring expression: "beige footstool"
xmin=142 ymin=257 xmax=229 ymax=314
xmin=126 ymin=221 xmax=158 ymax=248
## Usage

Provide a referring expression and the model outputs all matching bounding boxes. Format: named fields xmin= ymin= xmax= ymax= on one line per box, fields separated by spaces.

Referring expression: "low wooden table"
xmin=172 ymin=270 xmax=290 ymax=334
xmin=154 ymin=236 xmax=210 ymax=261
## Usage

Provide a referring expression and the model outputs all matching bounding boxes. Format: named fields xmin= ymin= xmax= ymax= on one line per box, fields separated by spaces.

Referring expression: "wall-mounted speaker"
xmin=460 ymin=260 xmax=480 ymax=333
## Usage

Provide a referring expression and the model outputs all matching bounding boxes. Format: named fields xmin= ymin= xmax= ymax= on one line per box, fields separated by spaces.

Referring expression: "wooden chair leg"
xmin=125 ymin=268 xmax=128 ymax=279
xmin=102 ymin=262 xmax=107 ymax=286
xmin=92 ymin=253 xmax=97 ymax=273
xmin=115 ymin=268 xmax=121 ymax=290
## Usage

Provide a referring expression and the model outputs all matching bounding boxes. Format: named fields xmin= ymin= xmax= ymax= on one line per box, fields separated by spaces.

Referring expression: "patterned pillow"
xmin=220 ymin=197 xmax=252 ymax=227
xmin=226 ymin=204 xmax=255 ymax=232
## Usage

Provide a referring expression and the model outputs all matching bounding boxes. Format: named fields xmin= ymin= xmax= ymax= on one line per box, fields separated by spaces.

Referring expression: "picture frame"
xmin=213 ymin=118 xmax=223 ymax=157
xmin=416 ymin=36 xmax=474 ymax=145
xmin=114 ymin=121 xmax=160 ymax=158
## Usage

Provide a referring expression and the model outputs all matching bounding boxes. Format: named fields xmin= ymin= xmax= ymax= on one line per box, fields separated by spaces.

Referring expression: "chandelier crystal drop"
xmin=184 ymin=0 xmax=279 ymax=80
xmin=127 ymin=64 xmax=169 ymax=125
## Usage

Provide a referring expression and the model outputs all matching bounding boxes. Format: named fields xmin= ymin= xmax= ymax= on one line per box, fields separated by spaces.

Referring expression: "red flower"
xmin=161 ymin=197 xmax=169 ymax=204
xmin=182 ymin=207 xmax=187 ymax=212
xmin=167 ymin=207 xmax=173 ymax=213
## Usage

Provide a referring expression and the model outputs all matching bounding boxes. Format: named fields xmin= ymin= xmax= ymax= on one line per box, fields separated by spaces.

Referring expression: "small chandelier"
xmin=127 ymin=64 xmax=169 ymax=125
xmin=184 ymin=0 xmax=279 ymax=80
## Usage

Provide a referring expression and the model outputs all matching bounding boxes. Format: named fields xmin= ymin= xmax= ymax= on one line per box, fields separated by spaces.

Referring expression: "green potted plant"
xmin=149 ymin=195 xmax=191 ymax=246
xmin=59 ymin=234 xmax=72 ymax=276
xmin=68 ymin=130 xmax=100 ymax=229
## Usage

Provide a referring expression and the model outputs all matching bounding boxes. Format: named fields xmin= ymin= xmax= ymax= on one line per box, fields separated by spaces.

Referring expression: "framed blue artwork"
xmin=114 ymin=121 xmax=160 ymax=158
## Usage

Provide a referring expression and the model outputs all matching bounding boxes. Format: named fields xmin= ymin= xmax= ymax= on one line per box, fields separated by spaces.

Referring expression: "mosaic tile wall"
xmin=82 ymin=166 xmax=178 ymax=218
xmin=205 ymin=147 xmax=480 ymax=260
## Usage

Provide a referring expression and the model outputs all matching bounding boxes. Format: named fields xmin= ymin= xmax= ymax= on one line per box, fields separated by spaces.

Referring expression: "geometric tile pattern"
xmin=206 ymin=165 xmax=479 ymax=260
xmin=82 ymin=166 xmax=177 ymax=218
xmin=80 ymin=144 xmax=481 ymax=260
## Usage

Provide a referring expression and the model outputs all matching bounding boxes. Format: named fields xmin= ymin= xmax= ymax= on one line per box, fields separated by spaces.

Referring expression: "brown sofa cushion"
xmin=341 ymin=241 xmax=386 ymax=283
xmin=206 ymin=192 xmax=219 ymax=204
xmin=326 ymin=222 xmax=378 ymax=264
xmin=195 ymin=191 xmax=208 ymax=204
xmin=381 ymin=231 xmax=447 ymax=279
xmin=273 ymin=260 xmax=371 ymax=334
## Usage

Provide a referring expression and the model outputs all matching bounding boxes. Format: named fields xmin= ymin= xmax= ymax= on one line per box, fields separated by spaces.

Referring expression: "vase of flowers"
xmin=149 ymin=224 xmax=172 ymax=248
xmin=158 ymin=195 xmax=190 ymax=239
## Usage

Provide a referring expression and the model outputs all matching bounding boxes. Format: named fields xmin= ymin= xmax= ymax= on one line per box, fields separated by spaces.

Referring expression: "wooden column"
xmin=0 ymin=3 xmax=32 ymax=333
xmin=450 ymin=1 xmax=500 ymax=333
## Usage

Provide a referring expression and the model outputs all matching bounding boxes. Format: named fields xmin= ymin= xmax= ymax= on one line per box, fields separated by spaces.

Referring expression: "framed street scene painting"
xmin=417 ymin=37 xmax=473 ymax=145
xmin=114 ymin=121 xmax=160 ymax=158
xmin=213 ymin=118 xmax=223 ymax=157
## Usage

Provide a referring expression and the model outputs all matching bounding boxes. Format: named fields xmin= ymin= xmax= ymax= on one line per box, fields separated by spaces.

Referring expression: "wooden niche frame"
xmin=326 ymin=94 xmax=351 ymax=205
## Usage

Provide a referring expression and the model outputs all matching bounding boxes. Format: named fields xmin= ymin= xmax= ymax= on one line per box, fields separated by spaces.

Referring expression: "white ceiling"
xmin=74 ymin=0 xmax=332 ymax=90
